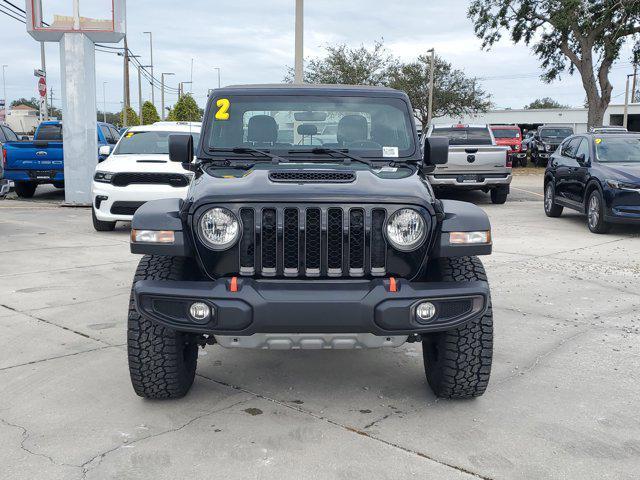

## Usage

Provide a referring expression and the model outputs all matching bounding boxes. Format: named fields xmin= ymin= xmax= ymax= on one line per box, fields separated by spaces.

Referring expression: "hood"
xmin=96 ymin=154 xmax=189 ymax=174
xmin=187 ymin=164 xmax=434 ymax=208
xmin=598 ymin=162 xmax=640 ymax=183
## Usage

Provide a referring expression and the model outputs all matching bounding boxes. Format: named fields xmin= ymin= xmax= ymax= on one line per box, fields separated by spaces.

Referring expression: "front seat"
xmin=247 ymin=115 xmax=278 ymax=147
xmin=337 ymin=115 xmax=368 ymax=146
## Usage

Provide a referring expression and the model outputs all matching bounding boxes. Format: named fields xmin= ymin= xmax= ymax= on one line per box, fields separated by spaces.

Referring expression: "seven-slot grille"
xmin=111 ymin=172 xmax=190 ymax=187
xmin=237 ymin=206 xmax=388 ymax=278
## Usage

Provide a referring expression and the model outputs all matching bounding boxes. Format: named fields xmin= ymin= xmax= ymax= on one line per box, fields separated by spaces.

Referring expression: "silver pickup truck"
xmin=426 ymin=124 xmax=512 ymax=204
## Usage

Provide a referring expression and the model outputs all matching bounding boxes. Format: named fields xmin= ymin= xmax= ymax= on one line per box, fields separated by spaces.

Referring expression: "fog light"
xmin=189 ymin=302 xmax=211 ymax=322
xmin=416 ymin=302 xmax=436 ymax=323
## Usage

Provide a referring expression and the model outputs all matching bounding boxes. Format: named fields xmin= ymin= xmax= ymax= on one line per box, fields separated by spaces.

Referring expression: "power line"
xmin=0 ymin=4 xmax=26 ymax=23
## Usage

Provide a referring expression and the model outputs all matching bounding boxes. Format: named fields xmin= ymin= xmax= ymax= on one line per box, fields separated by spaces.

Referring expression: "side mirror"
xmin=576 ymin=153 xmax=587 ymax=165
xmin=98 ymin=145 xmax=112 ymax=157
xmin=169 ymin=134 xmax=194 ymax=163
xmin=423 ymin=136 xmax=449 ymax=166
xmin=21 ymin=136 xmax=30 ymax=141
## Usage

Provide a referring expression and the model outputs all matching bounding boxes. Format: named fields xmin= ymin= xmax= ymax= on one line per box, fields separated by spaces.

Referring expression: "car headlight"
xmin=198 ymin=207 xmax=240 ymax=250
xmin=385 ymin=208 xmax=426 ymax=251
xmin=606 ymin=179 xmax=640 ymax=191
xmin=94 ymin=171 xmax=114 ymax=183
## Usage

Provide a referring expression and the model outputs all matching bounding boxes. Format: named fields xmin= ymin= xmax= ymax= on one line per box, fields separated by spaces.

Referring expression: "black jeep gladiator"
xmin=127 ymin=84 xmax=494 ymax=400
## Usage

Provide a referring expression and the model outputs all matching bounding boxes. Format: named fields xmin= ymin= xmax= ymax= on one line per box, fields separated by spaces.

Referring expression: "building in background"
xmin=6 ymin=104 xmax=40 ymax=134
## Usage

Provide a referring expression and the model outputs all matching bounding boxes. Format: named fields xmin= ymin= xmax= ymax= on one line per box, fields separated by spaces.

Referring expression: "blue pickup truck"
xmin=2 ymin=121 xmax=120 ymax=198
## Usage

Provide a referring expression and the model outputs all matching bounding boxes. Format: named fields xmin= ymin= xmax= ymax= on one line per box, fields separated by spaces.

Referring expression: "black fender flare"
xmin=431 ymin=200 xmax=492 ymax=258
xmin=130 ymin=198 xmax=192 ymax=256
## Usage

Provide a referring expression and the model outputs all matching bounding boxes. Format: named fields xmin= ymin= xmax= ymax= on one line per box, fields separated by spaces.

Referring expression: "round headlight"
xmin=386 ymin=208 xmax=426 ymax=251
xmin=198 ymin=207 xmax=240 ymax=250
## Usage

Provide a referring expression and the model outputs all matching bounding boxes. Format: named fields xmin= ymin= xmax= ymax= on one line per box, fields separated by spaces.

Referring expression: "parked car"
xmin=544 ymin=133 xmax=640 ymax=233
xmin=91 ymin=122 xmax=201 ymax=231
xmin=529 ymin=125 xmax=574 ymax=167
xmin=2 ymin=121 xmax=119 ymax=198
xmin=126 ymin=84 xmax=494 ymax=400
xmin=425 ymin=123 xmax=512 ymax=204
xmin=490 ymin=124 xmax=527 ymax=167
xmin=1 ymin=124 xmax=25 ymax=197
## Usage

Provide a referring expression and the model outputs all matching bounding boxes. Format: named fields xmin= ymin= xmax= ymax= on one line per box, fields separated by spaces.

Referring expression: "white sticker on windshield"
xmin=383 ymin=146 xmax=399 ymax=158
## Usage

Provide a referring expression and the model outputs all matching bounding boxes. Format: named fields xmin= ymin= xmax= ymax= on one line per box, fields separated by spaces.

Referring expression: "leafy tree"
xmin=388 ymin=54 xmax=492 ymax=130
xmin=524 ymin=97 xmax=569 ymax=109
xmin=166 ymin=94 xmax=202 ymax=122
xmin=10 ymin=97 xmax=39 ymax=109
xmin=284 ymin=40 xmax=397 ymax=85
xmin=119 ymin=106 xmax=140 ymax=127
xmin=141 ymin=101 xmax=160 ymax=124
xmin=468 ymin=1 xmax=640 ymax=128
xmin=97 ymin=111 xmax=121 ymax=126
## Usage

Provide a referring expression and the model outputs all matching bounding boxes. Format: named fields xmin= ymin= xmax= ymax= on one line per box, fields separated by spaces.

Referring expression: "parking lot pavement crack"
xmin=78 ymin=398 xmax=249 ymax=480
xmin=196 ymin=373 xmax=492 ymax=480
xmin=0 ymin=344 xmax=122 ymax=373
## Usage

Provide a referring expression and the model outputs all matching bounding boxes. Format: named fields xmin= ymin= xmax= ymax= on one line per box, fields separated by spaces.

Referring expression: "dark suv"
xmin=544 ymin=133 xmax=640 ymax=233
xmin=127 ymin=84 xmax=494 ymax=400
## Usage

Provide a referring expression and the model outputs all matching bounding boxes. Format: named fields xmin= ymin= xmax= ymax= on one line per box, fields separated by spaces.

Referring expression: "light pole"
xmin=161 ymin=72 xmax=174 ymax=120
xmin=624 ymin=73 xmax=633 ymax=129
xmin=294 ymin=0 xmax=304 ymax=83
xmin=426 ymin=48 xmax=435 ymax=129
xmin=179 ymin=81 xmax=193 ymax=97
xmin=143 ymin=31 xmax=155 ymax=107
xmin=102 ymin=81 xmax=107 ymax=123
xmin=213 ymin=67 xmax=221 ymax=89
xmin=2 ymin=65 xmax=7 ymax=109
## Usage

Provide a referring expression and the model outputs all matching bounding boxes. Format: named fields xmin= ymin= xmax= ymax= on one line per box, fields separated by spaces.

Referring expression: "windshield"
xmin=37 ymin=124 xmax=63 ymax=141
xmin=492 ymin=128 xmax=520 ymax=139
xmin=540 ymin=128 xmax=573 ymax=139
xmin=114 ymin=130 xmax=201 ymax=155
xmin=596 ymin=136 xmax=640 ymax=163
xmin=432 ymin=127 xmax=493 ymax=146
xmin=206 ymin=95 xmax=415 ymax=159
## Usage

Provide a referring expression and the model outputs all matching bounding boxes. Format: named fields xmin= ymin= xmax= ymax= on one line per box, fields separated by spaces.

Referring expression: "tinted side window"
xmin=108 ymin=126 xmax=120 ymax=144
xmin=575 ymin=138 xmax=590 ymax=161
xmin=0 ymin=128 xmax=5 ymax=143
xmin=561 ymin=137 xmax=580 ymax=158
xmin=3 ymin=127 xmax=19 ymax=142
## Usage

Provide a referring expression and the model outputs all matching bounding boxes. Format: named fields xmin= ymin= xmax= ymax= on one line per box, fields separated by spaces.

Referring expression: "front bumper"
xmin=133 ymin=277 xmax=490 ymax=336
xmin=427 ymin=173 xmax=512 ymax=189
xmin=92 ymin=181 xmax=189 ymax=222
xmin=604 ymin=189 xmax=640 ymax=224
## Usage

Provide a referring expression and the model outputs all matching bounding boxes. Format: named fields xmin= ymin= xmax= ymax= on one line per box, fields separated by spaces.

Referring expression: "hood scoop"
xmin=269 ymin=170 xmax=356 ymax=184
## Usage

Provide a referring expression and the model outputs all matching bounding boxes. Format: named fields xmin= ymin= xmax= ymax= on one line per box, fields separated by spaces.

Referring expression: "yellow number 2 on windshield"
xmin=215 ymin=98 xmax=230 ymax=120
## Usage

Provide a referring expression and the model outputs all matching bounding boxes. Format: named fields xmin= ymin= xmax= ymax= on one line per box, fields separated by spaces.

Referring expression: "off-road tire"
xmin=128 ymin=255 xmax=199 ymax=399
xmin=587 ymin=189 xmax=611 ymax=234
xmin=422 ymin=256 xmax=493 ymax=399
xmin=92 ymin=208 xmax=116 ymax=232
xmin=14 ymin=181 xmax=37 ymax=198
xmin=544 ymin=181 xmax=563 ymax=217
xmin=490 ymin=186 xmax=508 ymax=204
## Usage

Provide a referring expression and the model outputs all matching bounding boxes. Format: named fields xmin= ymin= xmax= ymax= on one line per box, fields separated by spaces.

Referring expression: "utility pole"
xmin=122 ymin=35 xmax=130 ymax=127
xmin=102 ymin=81 xmax=107 ymax=123
xmin=427 ymin=48 xmax=435 ymax=129
xmin=623 ymin=74 xmax=632 ymax=129
xmin=161 ymin=72 xmax=174 ymax=120
xmin=190 ymin=58 xmax=194 ymax=93
xmin=49 ymin=88 xmax=54 ymax=117
xmin=144 ymin=32 xmax=155 ymax=107
xmin=138 ymin=65 xmax=143 ymax=123
xmin=213 ymin=67 xmax=221 ymax=88
xmin=294 ymin=0 xmax=304 ymax=83
xmin=1 ymin=65 xmax=7 ymax=110
xmin=633 ymin=63 xmax=638 ymax=104
xmin=40 ymin=43 xmax=48 ymax=120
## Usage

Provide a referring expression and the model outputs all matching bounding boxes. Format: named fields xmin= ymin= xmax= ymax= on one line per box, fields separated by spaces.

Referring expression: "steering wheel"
xmin=346 ymin=140 xmax=382 ymax=149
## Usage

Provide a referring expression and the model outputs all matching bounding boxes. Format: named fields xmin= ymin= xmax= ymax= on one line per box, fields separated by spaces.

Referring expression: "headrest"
xmin=247 ymin=115 xmax=278 ymax=143
xmin=337 ymin=115 xmax=368 ymax=145
xmin=297 ymin=124 xmax=318 ymax=136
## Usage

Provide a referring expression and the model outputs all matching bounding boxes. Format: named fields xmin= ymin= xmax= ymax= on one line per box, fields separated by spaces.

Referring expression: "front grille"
xmin=230 ymin=206 xmax=395 ymax=278
xmin=269 ymin=170 xmax=356 ymax=183
xmin=110 ymin=201 xmax=145 ymax=215
xmin=111 ymin=172 xmax=190 ymax=187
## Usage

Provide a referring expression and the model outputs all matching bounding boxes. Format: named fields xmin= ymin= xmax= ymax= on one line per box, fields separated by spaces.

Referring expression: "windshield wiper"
xmin=207 ymin=147 xmax=288 ymax=164
xmin=288 ymin=147 xmax=374 ymax=167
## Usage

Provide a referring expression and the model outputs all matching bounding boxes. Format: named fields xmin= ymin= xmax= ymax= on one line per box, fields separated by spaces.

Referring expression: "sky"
xmin=0 ymin=0 xmax=637 ymax=114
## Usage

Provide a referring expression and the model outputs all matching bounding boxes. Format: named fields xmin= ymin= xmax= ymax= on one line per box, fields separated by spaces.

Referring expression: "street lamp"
xmin=426 ymin=48 xmax=435 ymax=129
xmin=102 ymin=81 xmax=108 ymax=123
xmin=294 ymin=0 xmax=304 ymax=83
xmin=213 ymin=67 xmax=221 ymax=89
xmin=161 ymin=72 xmax=174 ymax=120
xmin=143 ymin=32 xmax=155 ymax=107
xmin=2 ymin=65 xmax=7 ymax=110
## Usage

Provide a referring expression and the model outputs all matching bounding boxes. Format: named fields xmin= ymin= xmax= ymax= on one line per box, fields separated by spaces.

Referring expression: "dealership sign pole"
xmin=25 ymin=0 xmax=126 ymax=205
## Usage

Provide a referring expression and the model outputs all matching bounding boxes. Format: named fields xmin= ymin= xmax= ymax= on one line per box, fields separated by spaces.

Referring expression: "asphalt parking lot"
xmin=1 ymin=172 xmax=639 ymax=480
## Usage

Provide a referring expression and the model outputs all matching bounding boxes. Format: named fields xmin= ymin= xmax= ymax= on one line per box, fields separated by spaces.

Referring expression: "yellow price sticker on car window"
xmin=595 ymin=138 xmax=602 ymax=144
xmin=126 ymin=132 xmax=135 ymax=138
xmin=215 ymin=98 xmax=230 ymax=120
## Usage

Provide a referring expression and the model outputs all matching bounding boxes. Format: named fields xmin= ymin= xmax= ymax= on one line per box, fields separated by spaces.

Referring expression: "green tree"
xmin=10 ymin=97 xmax=39 ymax=109
xmin=166 ymin=94 xmax=202 ymax=122
xmin=524 ymin=97 xmax=569 ymax=109
xmin=141 ymin=101 xmax=160 ymax=124
xmin=468 ymin=1 xmax=640 ymax=128
xmin=388 ymin=54 xmax=492 ymax=130
xmin=284 ymin=40 xmax=396 ymax=85
xmin=119 ymin=106 xmax=140 ymax=127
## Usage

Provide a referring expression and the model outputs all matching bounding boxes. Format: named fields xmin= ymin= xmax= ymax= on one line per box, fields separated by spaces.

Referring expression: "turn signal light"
xmin=130 ymin=229 xmax=175 ymax=244
xmin=449 ymin=231 xmax=491 ymax=245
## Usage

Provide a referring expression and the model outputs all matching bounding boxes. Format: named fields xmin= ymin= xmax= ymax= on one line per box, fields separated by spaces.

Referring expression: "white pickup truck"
xmin=425 ymin=124 xmax=512 ymax=204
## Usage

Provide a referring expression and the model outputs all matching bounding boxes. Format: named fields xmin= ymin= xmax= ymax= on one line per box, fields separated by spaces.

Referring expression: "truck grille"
xmin=111 ymin=172 xmax=190 ymax=187
xmin=235 ymin=205 xmax=389 ymax=278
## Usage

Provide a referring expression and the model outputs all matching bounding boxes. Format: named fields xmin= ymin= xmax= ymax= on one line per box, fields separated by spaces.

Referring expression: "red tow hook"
xmin=229 ymin=276 xmax=238 ymax=292
xmin=388 ymin=277 xmax=398 ymax=293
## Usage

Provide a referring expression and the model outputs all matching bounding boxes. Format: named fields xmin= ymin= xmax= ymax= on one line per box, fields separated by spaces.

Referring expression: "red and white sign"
xmin=38 ymin=77 xmax=47 ymax=98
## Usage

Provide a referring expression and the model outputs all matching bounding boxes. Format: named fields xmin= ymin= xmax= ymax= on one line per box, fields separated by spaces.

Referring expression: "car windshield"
xmin=492 ymin=129 xmax=520 ymax=139
xmin=595 ymin=136 xmax=640 ymax=163
xmin=114 ymin=130 xmax=201 ymax=155
xmin=206 ymin=95 xmax=415 ymax=159
xmin=540 ymin=128 xmax=573 ymax=139
xmin=431 ymin=127 xmax=493 ymax=145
